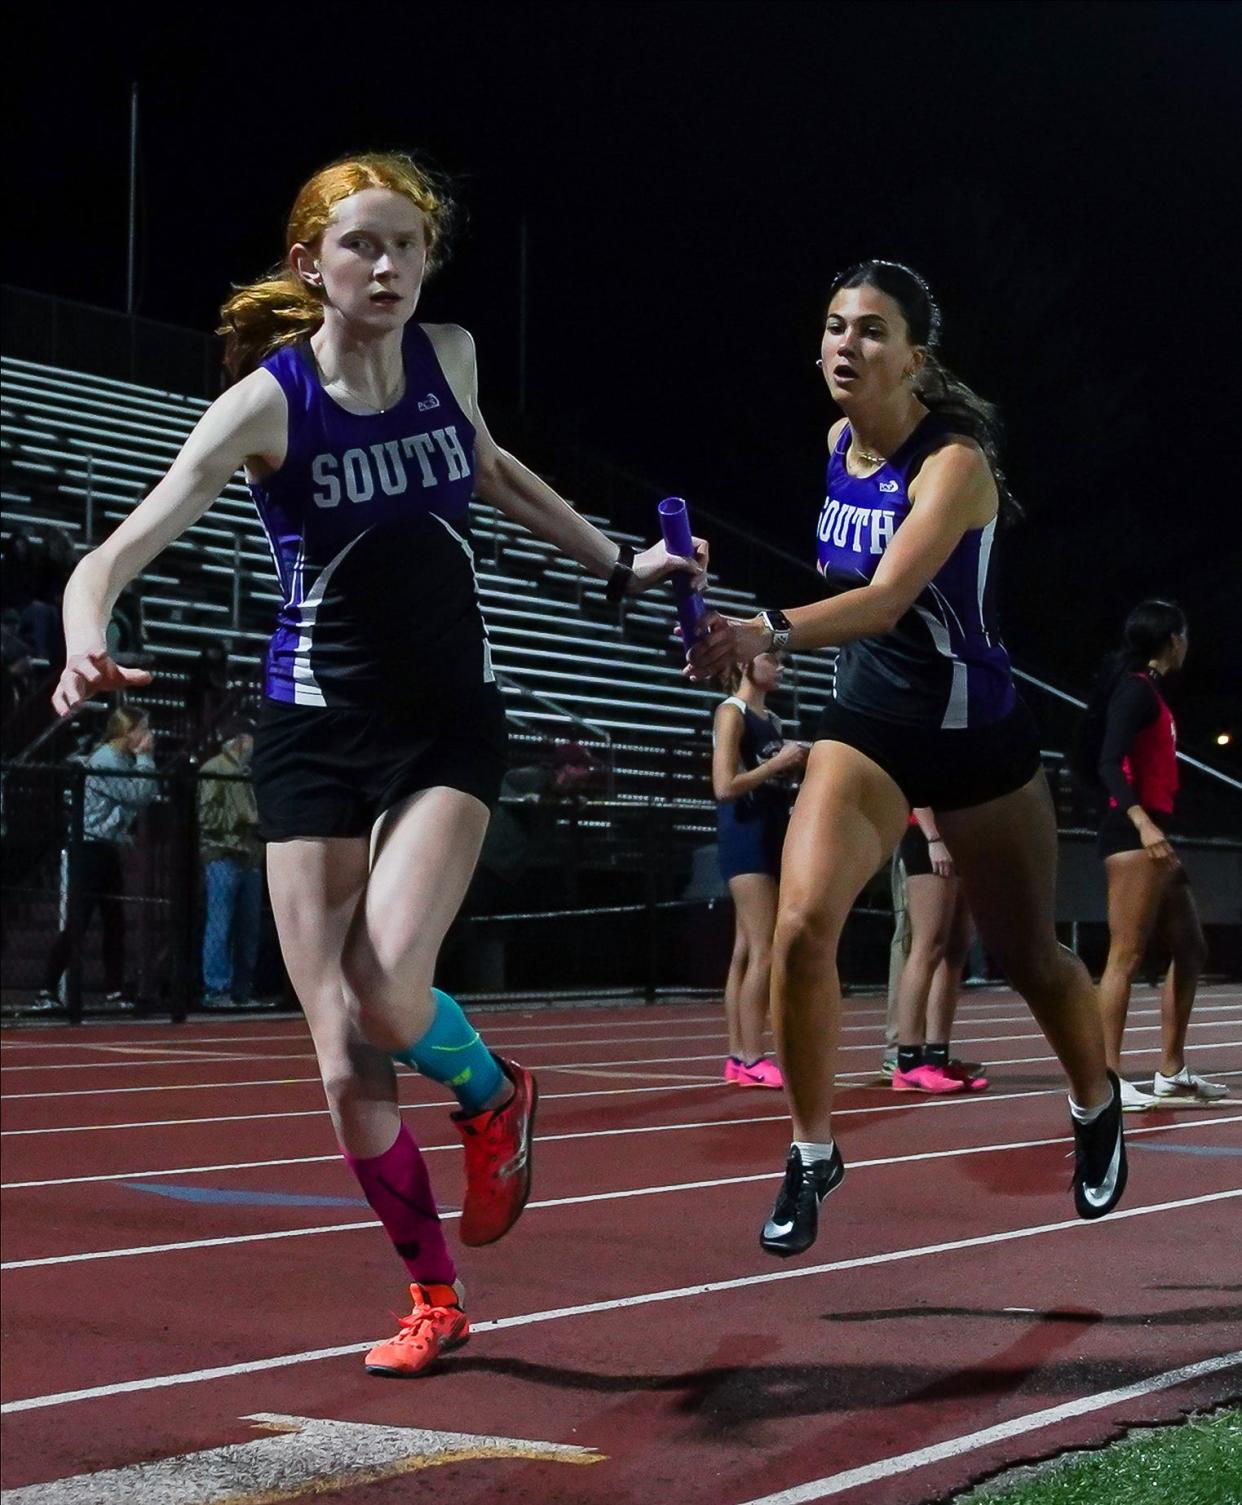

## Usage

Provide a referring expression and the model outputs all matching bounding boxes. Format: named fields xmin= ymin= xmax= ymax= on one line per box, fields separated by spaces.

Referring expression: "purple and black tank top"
xmin=249 ymin=322 xmax=492 ymax=708
xmin=815 ymin=414 xmax=1015 ymax=729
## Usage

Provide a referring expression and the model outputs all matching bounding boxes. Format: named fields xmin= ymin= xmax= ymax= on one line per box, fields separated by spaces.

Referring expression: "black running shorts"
xmin=1097 ymin=806 xmax=1172 ymax=861
xmin=898 ymin=822 xmax=937 ymax=877
xmin=252 ymin=688 xmax=508 ymax=841
xmin=812 ymin=695 xmax=1042 ymax=812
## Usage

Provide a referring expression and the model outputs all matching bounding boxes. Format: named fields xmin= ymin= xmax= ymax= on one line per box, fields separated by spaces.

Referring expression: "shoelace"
xmin=390 ymin=1300 xmax=455 ymax=1343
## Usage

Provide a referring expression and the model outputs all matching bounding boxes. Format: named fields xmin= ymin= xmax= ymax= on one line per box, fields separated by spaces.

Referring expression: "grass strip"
xmin=958 ymin=1406 xmax=1242 ymax=1504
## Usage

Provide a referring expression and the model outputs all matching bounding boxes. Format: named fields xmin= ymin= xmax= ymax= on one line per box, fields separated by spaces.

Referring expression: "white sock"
xmin=1068 ymin=1094 xmax=1109 ymax=1124
xmin=794 ymin=1138 xmax=835 ymax=1164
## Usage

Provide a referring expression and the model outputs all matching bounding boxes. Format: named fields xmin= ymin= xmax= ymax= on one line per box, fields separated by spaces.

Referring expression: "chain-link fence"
xmin=2 ymin=754 xmax=1239 ymax=1023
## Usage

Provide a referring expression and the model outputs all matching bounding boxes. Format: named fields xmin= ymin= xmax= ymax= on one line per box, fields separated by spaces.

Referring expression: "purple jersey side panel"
xmin=814 ymin=415 xmax=1015 ymax=729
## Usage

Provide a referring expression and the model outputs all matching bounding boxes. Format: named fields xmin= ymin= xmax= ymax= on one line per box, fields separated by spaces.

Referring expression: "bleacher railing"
xmin=3 ymin=286 xmax=219 ymax=400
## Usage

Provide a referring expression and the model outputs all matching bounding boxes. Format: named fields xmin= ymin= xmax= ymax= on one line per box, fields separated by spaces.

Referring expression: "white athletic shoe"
xmin=1152 ymin=1066 xmax=1229 ymax=1102
xmin=1118 ymin=1077 xmax=1157 ymax=1112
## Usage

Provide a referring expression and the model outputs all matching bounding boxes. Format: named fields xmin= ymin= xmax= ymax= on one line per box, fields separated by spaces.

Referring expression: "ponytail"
xmin=912 ymin=352 xmax=1018 ymax=522
xmin=218 ymin=272 xmax=326 ymax=383
xmin=828 ymin=258 xmax=1020 ymax=523
xmin=1084 ymin=598 xmax=1187 ymax=723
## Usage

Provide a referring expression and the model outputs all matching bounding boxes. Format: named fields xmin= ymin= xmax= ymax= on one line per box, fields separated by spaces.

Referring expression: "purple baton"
xmin=657 ymin=496 xmax=708 ymax=645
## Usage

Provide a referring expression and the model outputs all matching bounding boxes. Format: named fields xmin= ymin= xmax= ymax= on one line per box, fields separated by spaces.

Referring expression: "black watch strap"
xmin=606 ymin=543 xmax=636 ymax=603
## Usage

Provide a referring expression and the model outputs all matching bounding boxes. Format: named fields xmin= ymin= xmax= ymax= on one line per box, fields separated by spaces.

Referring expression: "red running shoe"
xmin=454 ymin=1056 xmax=538 ymax=1246
xmin=365 ymin=1283 xmax=469 ymax=1377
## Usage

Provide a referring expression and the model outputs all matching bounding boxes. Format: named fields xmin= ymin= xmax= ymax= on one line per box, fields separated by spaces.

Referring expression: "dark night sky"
xmin=7 ymin=1 xmax=1241 ymax=758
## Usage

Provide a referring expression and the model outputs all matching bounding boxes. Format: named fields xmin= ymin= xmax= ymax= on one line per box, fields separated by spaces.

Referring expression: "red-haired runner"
xmin=52 ymin=152 xmax=706 ymax=1375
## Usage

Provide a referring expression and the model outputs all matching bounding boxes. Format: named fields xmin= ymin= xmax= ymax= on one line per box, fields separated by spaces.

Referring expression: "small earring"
xmin=815 ymin=359 xmax=823 ymax=368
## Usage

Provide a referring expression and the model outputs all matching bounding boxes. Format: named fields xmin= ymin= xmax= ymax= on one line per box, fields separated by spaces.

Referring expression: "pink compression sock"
xmin=342 ymin=1123 xmax=456 ymax=1286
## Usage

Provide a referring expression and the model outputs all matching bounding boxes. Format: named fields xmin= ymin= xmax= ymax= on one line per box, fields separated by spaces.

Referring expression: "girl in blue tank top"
xmin=52 ymin=150 xmax=708 ymax=1376
xmin=687 ymin=260 xmax=1127 ymax=1257
xmin=711 ymin=651 xmax=805 ymax=1089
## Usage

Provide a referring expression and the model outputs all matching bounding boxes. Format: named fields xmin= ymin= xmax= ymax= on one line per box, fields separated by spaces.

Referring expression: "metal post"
xmin=644 ymin=801 xmax=659 ymax=1002
xmin=567 ymin=798 xmax=581 ymax=907
xmin=85 ymin=455 xmax=95 ymax=544
xmin=65 ymin=766 xmax=86 ymax=1026
xmin=232 ymin=532 xmax=242 ymax=630
xmin=126 ymin=84 xmax=138 ymax=316
xmin=518 ymin=214 xmax=529 ymax=416
xmin=169 ymin=764 xmax=195 ymax=1024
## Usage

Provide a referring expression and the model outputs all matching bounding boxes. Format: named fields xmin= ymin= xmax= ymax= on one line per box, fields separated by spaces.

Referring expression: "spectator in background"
xmin=35 ymin=706 xmax=157 ymax=1010
xmin=15 ymin=530 xmax=69 ymax=666
xmin=889 ymin=810 xmax=987 ymax=1094
xmin=198 ymin=721 xmax=264 ymax=1007
xmin=2 ymin=613 xmax=34 ymax=721
xmin=550 ymin=739 xmax=604 ymax=797
xmin=106 ymin=584 xmax=150 ymax=669
xmin=1 ymin=530 xmax=41 ymax=612
xmin=186 ymin=639 xmax=231 ymax=741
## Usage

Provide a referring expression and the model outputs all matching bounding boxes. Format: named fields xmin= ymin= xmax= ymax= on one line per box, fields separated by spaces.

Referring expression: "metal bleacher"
xmin=0 ymin=355 xmax=838 ymax=811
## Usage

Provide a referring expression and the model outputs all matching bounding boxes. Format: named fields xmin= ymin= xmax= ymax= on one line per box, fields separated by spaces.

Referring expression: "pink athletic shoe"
xmin=946 ymin=1060 xmax=989 ymax=1091
xmin=724 ymin=1058 xmax=740 ymax=1083
xmin=733 ymin=1056 xmax=784 ymax=1089
xmin=892 ymin=1062 xmax=967 ymax=1094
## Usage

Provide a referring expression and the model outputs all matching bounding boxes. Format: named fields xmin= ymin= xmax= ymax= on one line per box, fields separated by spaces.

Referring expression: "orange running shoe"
xmin=364 ymin=1283 xmax=470 ymax=1377
xmin=454 ymin=1056 xmax=538 ymax=1246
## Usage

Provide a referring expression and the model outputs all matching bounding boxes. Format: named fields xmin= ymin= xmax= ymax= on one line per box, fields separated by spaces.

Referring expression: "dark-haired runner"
xmin=1090 ymin=600 xmax=1225 ymax=1109
xmin=688 ymin=260 xmax=1126 ymax=1256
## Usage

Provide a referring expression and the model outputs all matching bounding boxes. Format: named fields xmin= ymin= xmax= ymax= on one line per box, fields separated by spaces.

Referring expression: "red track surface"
xmin=2 ymin=985 xmax=1240 ymax=1504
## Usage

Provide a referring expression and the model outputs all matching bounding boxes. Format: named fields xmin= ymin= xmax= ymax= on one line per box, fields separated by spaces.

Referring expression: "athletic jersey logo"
xmin=878 ymin=479 xmax=899 ymax=493
xmin=816 ymin=496 xmax=897 ymax=561
xmin=417 ymin=392 xmax=441 ymax=412
xmin=309 ymin=425 xmax=472 ymax=508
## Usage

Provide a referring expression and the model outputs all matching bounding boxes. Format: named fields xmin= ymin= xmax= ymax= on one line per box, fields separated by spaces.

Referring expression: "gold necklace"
xmin=853 ymin=443 xmax=885 ymax=466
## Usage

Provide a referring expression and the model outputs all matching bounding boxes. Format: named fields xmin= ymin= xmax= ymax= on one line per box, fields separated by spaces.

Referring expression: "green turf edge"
xmin=950 ymin=1405 xmax=1242 ymax=1505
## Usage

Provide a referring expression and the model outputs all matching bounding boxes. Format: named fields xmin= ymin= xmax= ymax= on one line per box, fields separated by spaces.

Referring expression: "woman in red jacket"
xmin=1093 ymin=600 xmax=1225 ymax=1109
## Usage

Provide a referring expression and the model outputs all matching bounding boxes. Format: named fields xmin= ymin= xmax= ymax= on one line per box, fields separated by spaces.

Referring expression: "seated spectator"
xmin=1 ymin=530 xmax=40 ymax=612
xmin=551 ymin=739 xmax=604 ymax=797
xmin=2 ymin=617 xmax=34 ymax=736
xmin=106 ymin=584 xmax=151 ymax=668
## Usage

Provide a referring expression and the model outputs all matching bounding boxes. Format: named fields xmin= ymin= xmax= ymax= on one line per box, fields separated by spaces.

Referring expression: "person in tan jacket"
xmin=198 ymin=721 xmax=263 ymax=1006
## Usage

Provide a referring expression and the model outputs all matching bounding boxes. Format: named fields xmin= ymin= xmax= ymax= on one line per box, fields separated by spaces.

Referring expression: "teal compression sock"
xmin=393 ymin=987 xmax=504 ymax=1116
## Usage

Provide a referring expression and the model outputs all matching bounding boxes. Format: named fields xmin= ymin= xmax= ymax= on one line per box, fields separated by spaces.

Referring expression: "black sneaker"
xmin=1072 ymin=1070 xmax=1127 ymax=1220
xmin=760 ymin=1144 xmax=845 ymax=1258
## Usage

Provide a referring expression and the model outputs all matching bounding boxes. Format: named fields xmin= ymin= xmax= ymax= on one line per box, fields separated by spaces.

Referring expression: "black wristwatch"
xmin=759 ymin=609 xmax=793 ymax=651
xmin=605 ymin=543 xmax=636 ymax=603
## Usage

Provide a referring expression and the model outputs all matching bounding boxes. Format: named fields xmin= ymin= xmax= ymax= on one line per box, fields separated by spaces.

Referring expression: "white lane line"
xmin=5 ymin=1115 xmax=1238 ymax=1269
xmin=733 ymin=1350 xmax=1242 ymax=1504
xmin=2 ymin=1190 xmax=1236 ymax=1415
xmin=7 ymin=1031 xmax=1241 ymax=1103
xmin=0 ymin=1081 xmax=728 ymax=1137
xmin=2 ymin=989 xmax=1233 ymax=1054
xmin=7 ymin=1095 xmax=1240 ymax=1192
xmin=5 ymin=1004 xmax=1236 ymax=1072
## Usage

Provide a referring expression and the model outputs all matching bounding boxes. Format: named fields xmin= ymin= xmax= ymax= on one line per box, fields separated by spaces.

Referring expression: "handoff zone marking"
xmin=0 ymin=1413 xmax=604 ymax=1504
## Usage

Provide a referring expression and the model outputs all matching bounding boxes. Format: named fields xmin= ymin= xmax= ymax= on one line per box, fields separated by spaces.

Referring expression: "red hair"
xmin=217 ymin=151 xmax=453 ymax=380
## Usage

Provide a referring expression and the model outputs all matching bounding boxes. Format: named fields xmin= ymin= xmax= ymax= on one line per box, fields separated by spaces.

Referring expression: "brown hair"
xmin=217 ymin=151 xmax=454 ymax=380
xmin=102 ymin=706 xmax=148 ymax=746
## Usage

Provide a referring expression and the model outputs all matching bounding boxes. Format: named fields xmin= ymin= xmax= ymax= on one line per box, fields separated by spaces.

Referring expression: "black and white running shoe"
xmin=1072 ymin=1070 xmax=1127 ymax=1220
xmin=760 ymin=1144 xmax=845 ymax=1258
